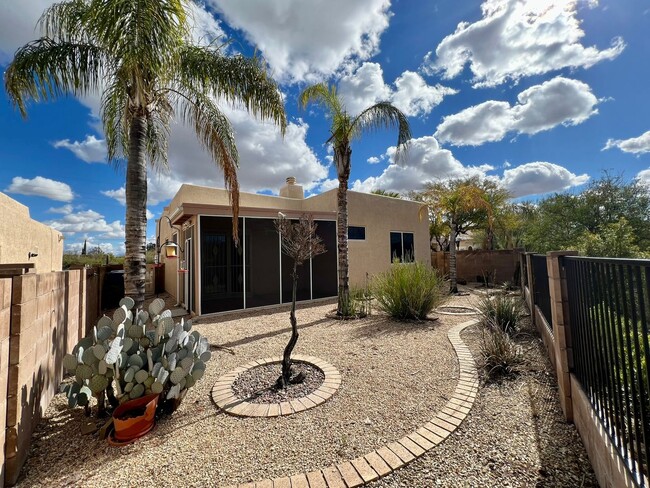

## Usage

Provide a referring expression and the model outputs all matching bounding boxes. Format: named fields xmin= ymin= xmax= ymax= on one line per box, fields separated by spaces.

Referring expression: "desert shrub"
xmin=477 ymin=293 xmax=523 ymax=335
xmin=371 ymin=262 xmax=446 ymax=320
xmin=480 ymin=322 xmax=524 ymax=380
xmin=338 ymin=287 xmax=369 ymax=318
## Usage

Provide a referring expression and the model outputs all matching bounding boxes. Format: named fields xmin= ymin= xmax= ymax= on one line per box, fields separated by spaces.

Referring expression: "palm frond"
xmin=298 ymin=83 xmax=342 ymax=114
xmin=145 ymin=94 xmax=173 ymax=170
xmin=4 ymin=38 xmax=105 ymax=117
xmin=85 ymin=0 xmax=187 ymax=77
xmin=38 ymin=0 xmax=91 ymax=43
xmin=351 ymin=101 xmax=411 ymax=161
xmin=179 ymin=46 xmax=287 ymax=134
xmin=100 ymin=76 xmax=130 ymax=163
xmin=174 ymin=85 xmax=241 ymax=240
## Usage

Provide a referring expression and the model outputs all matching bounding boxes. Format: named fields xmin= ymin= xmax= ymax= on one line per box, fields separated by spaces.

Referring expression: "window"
xmin=348 ymin=226 xmax=366 ymax=240
xmin=390 ymin=231 xmax=414 ymax=263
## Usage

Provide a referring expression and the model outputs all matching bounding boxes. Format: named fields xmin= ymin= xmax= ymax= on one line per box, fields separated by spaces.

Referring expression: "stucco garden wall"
xmin=0 ymin=192 xmax=63 ymax=273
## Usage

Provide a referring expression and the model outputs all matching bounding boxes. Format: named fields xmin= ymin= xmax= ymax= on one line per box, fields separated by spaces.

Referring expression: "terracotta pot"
xmin=111 ymin=393 xmax=159 ymax=443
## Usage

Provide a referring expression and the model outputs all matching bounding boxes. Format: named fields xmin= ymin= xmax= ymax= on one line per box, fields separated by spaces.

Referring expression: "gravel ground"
xmin=370 ymin=310 xmax=598 ymax=488
xmin=15 ymin=291 xmax=597 ymax=487
xmin=16 ymin=296 xmax=474 ymax=487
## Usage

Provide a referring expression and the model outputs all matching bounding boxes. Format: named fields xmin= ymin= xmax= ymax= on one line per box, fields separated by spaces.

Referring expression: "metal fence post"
xmin=547 ymin=250 xmax=579 ymax=422
xmin=524 ymin=252 xmax=535 ymax=326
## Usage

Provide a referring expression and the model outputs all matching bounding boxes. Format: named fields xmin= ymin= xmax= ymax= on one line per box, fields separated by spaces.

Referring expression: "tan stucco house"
xmin=157 ymin=178 xmax=429 ymax=316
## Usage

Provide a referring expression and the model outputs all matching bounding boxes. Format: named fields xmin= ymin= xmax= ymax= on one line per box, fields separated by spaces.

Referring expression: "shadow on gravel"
xmin=349 ymin=314 xmax=441 ymax=340
xmin=523 ymin=335 xmax=598 ymax=487
xmin=211 ymin=316 xmax=331 ymax=351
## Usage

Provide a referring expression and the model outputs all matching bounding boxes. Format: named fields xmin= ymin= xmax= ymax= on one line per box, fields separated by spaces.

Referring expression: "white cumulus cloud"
xmin=435 ymin=77 xmax=599 ymax=146
xmin=53 ymin=135 xmax=107 ymax=163
xmin=636 ymin=169 xmax=650 ymax=187
xmin=207 ymin=0 xmax=392 ymax=83
xmin=5 ymin=176 xmax=74 ymax=202
xmin=46 ymin=208 xmax=124 ymax=239
xmin=338 ymin=62 xmax=457 ymax=117
xmin=603 ymin=130 xmax=650 ymax=155
xmin=346 ymin=135 xmax=492 ymax=194
xmin=501 ymin=161 xmax=589 ymax=197
xmin=422 ymin=0 xmax=625 ymax=88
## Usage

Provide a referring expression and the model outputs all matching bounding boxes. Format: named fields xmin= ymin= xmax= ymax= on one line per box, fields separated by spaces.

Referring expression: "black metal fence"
xmin=531 ymin=254 xmax=553 ymax=332
xmin=564 ymin=256 xmax=650 ymax=487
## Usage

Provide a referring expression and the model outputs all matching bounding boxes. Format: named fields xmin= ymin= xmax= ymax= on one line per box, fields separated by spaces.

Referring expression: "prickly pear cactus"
xmin=60 ymin=295 xmax=213 ymax=417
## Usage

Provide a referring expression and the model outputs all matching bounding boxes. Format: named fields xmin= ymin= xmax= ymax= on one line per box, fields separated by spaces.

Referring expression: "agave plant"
xmin=61 ymin=297 xmax=211 ymax=416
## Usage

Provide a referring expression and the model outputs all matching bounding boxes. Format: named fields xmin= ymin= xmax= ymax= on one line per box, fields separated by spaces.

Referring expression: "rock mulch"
xmin=231 ymin=361 xmax=325 ymax=404
xmin=14 ymin=292 xmax=597 ymax=488
xmin=16 ymin=298 xmax=466 ymax=487
xmin=370 ymin=313 xmax=598 ymax=487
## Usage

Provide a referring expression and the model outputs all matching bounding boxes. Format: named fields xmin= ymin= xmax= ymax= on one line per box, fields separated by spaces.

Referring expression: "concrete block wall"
xmin=4 ymin=270 xmax=85 ymax=485
xmin=0 ymin=279 xmax=11 ymax=486
xmin=432 ymin=249 xmax=522 ymax=284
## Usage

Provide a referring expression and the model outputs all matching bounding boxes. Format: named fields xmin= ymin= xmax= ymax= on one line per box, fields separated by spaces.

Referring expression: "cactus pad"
xmin=166 ymin=384 xmax=181 ymax=400
xmin=75 ymin=364 xmax=93 ymax=381
xmin=63 ymin=354 xmax=78 ymax=372
xmin=130 ymin=383 xmax=145 ymax=399
xmin=148 ymin=298 xmax=165 ymax=316
xmin=89 ymin=374 xmax=109 ymax=394
xmin=98 ymin=359 xmax=108 ymax=375
xmin=128 ymin=353 xmax=144 ymax=369
xmin=92 ymin=344 xmax=106 ymax=360
xmin=112 ymin=306 xmax=127 ymax=325
xmin=123 ymin=366 xmax=138 ymax=383
xmin=170 ymin=367 xmax=185 ymax=385
xmin=128 ymin=324 xmax=144 ymax=339
xmin=180 ymin=357 xmax=193 ymax=373
xmin=82 ymin=347 xmax=98 ymax=365
xmin=104 ymin=337 xmax=123 ymax=365
xmin=97 ymin=315 xmax=113 ymax=329
xmin=151 ymin=380 xmax=164 ymax=394
xmin=97 ymin=326 xmax=113 ymax=342
xmin=119 ymin=297 xmax=135 ymax=310
xmin=135 ymin=369 xmax=149 ymax=384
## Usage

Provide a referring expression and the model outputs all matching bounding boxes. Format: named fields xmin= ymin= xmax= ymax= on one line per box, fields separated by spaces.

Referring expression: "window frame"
xmin=390 ymin=231 xmax=415 ymax=263
xmin=347 ymin=225 xmax=366 ymax=241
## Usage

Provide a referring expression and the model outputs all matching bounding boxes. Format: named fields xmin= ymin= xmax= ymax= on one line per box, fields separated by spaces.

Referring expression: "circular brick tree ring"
xmin=435 ymin=306 xmax=480 ymax=315
xmin=211 ymin=354 xmax=341 ymax=417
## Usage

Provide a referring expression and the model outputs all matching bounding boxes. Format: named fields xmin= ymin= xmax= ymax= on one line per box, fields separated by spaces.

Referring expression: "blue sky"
xmin=1 ymin=0 xmax=649 ymax=255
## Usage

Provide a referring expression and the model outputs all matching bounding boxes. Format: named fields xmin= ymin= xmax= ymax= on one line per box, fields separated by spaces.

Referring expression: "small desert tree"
xmin=274 ymin=215 xmax=326 ymax=388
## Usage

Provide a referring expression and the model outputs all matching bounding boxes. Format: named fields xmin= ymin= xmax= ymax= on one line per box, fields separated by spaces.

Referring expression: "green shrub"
xmin=338 ymin=287 xmax=369 ymax=318
xmin=480 ymin=323 xmax=524 ymax=380
xmin=371 ymin=262 xmax=446 ymax=320
xmin=477 ymin=293 xmax=523 ymax=335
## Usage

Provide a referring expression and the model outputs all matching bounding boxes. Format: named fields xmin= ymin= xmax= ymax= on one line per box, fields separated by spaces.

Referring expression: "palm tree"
xmin=5 ymin=0 xmax=286 ymax=309
xmin=299 ymin=84 xmax=410 ymax=315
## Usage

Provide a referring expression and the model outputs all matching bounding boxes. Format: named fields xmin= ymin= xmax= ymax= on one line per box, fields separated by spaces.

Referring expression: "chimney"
xmin=279 ymin=176 xmax=304 ymax=199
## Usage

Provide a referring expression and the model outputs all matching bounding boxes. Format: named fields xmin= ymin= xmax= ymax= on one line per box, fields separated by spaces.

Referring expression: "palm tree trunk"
xmin=449 ymin=225 xmax=458 ymax=294
xmin=280 ymin=262 xmax=299 ymax=388
xmin=124 ymin=114 xmax=148 ymax=310
xmin=335 ymin=145 xmax=351 ymax=315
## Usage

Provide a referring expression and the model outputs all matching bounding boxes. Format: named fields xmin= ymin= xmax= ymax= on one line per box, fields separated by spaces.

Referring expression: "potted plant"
xmin=61 ymin=296 xmax=212 ymax=442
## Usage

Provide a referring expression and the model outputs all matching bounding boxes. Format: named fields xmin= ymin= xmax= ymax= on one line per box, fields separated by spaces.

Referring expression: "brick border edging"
xmin=223 ymin=319 xmax=479 ymax=488
xmin=212 ymin=355 xmax=341 ymax=417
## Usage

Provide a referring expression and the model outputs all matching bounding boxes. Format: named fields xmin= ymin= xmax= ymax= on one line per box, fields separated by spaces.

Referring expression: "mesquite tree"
xmin=274 ymin=215 xmax=326 ymax=388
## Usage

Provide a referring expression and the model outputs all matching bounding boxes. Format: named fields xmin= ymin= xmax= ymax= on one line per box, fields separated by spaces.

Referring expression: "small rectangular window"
xmin=348 ymin=226 xmax=366 ymax=240
xmin=390 ymin=231 xmax=414 ymax=263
